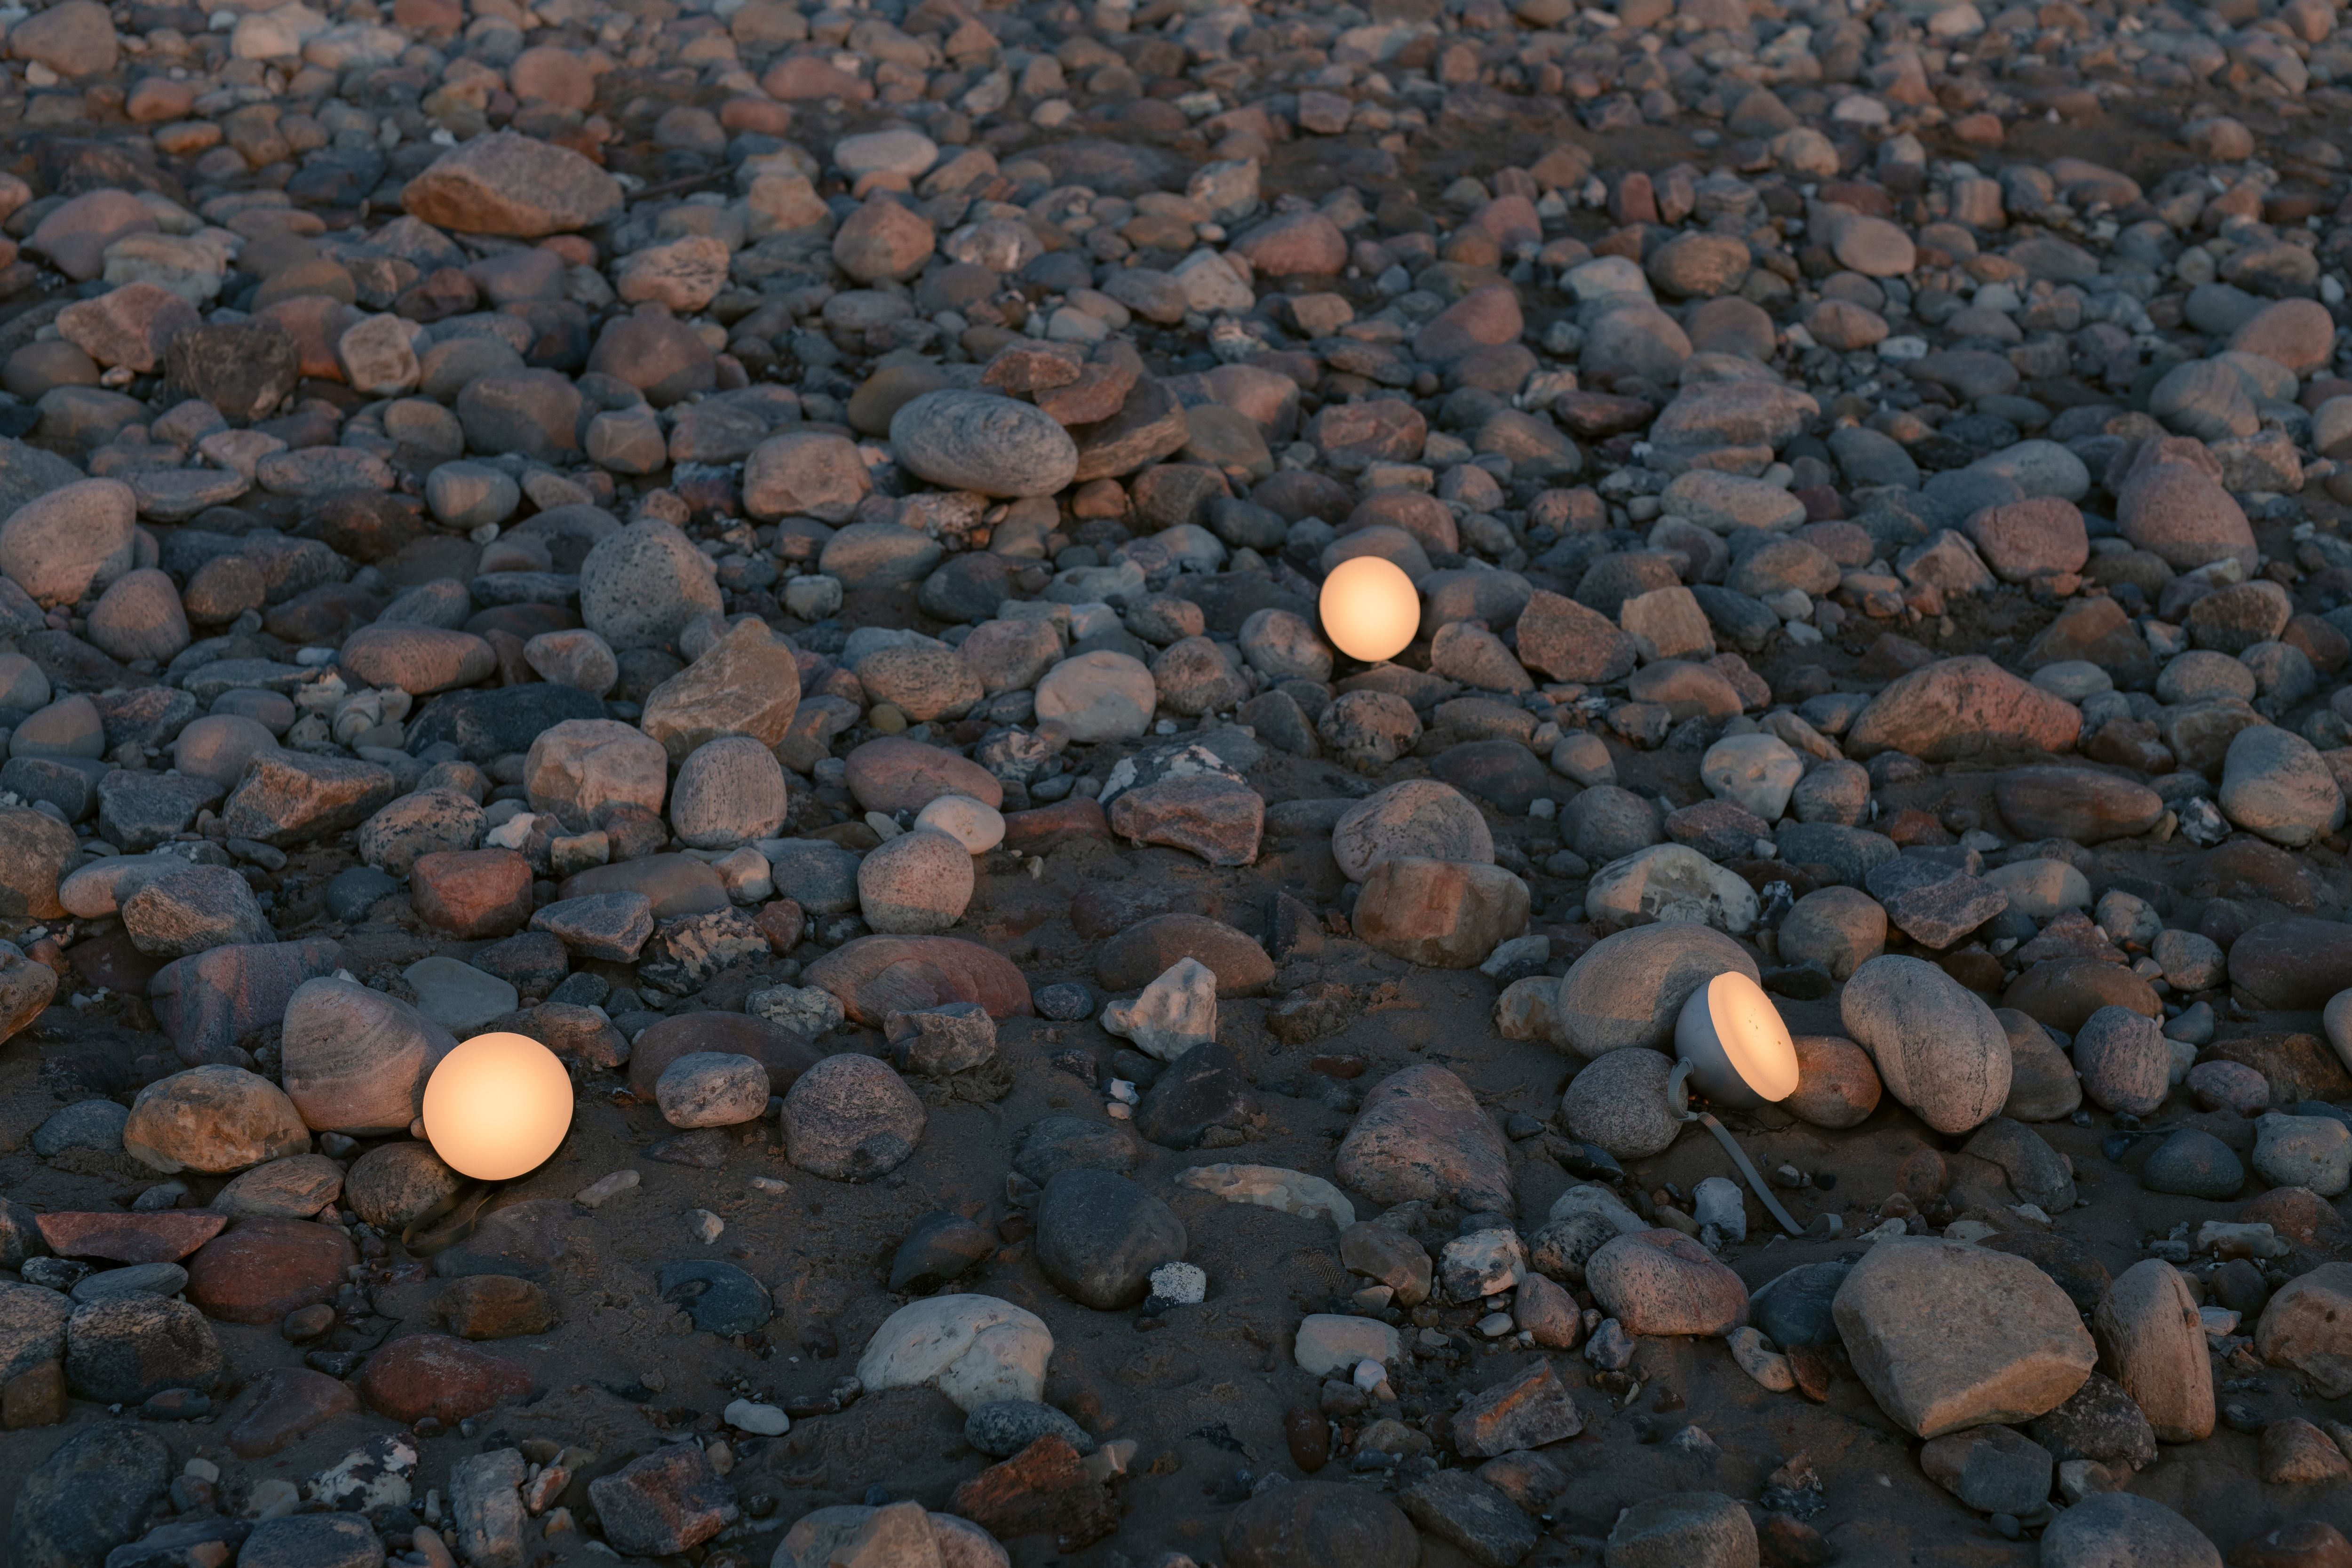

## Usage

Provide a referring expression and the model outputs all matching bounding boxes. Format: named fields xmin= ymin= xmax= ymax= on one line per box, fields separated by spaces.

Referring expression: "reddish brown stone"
xmin=408 ymin=848 xmax=532 ymax=939
xmin=1 ymin=1362 xmax=64 ymax=1430
xmin=587 ymin=1444 xmax=739 ymax=1556
xmin=435 ymin=1275 xmax=556 ymax=1340
xmin=1880 ymin=808 xmax=1950 ymax=847
xmin=524 ymin=1001 xmax=629 ymax=1069
xmin=1550 ymin=390 xmax=1656 ymax=438
xmin=1097 ymin=913 xmax=1273 ymax=995
xmin=2180 ymin=840 xmax=2321 ymax=911
xmin=2230 ymin=918 xmax=2352 ymax=1010
xmin=228 ymin=1366 xmax=360 ymax=1457
xmin=1107 ymin=777 xmax=1262 ymax=867
xmin=804 ymin=935 xmax=1033 ymax=1024
xmin=2231 ymin=1520 xmax=2352 ymax=1568
xmin=755 ymin=899 xmax=803 ymax=953
xmin=2241 ymin=1186 xmax=2351 ymax=1251
xmin=357 ymin=1333 xmax=532 ymax=1424
xmin=1844 ymin=655 xmax=2082 ymax=761
xmin=1450 ymin=1360 xmax=1583 ymax=1457
xmin=760 ymin=53 xmax=874 ymax=101
xmin=842 ymin=736 xmax=1003 ymax=814
xmin=1994 ymin=766 xmax=2165 ymax=846
xmin=2208 ymin=1035 xmax=2352 ymax=1107
xmin=949 ymin=1434 xmax=1120 ymax=1549
xmin=1001 ymin=796 xmax=1109 ymax=854
xmin=185 ymin=1218 xmax=357 ymax=1325
xmin=2002 ymin=955 xmax=2160 ymax=1032
xmin=35 ymin=1210 xmax=223 ymax=1263
xmin=1787 ymin=1345 xmax=1834 ymax=1402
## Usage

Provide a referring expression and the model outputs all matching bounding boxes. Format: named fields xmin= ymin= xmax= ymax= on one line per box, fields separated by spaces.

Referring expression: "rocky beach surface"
xmin=2 ymin=0 xmax=2352 ymax=1562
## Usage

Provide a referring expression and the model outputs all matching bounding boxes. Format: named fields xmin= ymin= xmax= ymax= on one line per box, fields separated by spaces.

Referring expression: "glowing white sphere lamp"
xmin=1319 ymin=556 xmax=1420 ymax=664
xmin=421 ymin=1032 xmax=574 ymax=1181
xmin=1674 ymin=970 xmax=1800 ymax=1111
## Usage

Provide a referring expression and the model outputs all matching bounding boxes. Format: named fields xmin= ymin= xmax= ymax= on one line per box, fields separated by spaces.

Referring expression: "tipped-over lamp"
xmin=421 ymin=1032 xmax=574 ymax=1182
xmin=1318 ymin=556 xmax=1420 ymax=664
xmin=1671 ymin=970 xmax=1805 ymax=1236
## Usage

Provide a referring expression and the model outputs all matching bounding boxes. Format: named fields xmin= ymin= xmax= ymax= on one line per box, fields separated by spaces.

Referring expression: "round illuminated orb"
xmin=1318 ymin=555 xmax=1420 ymax=664
xmin=1674 ymin=971 xmax=1799 ymax=1110
xmin=421 ymin=1032 xmax=574 ymax=1181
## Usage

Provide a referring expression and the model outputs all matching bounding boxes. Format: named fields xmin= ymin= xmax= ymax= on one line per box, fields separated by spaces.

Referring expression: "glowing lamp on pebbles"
xmin=1318 ymin=556 xmax=1419 ymax=663
xmin=1676 ymin=970 xmax=1800 ymax=1111
xmin=421 ymin=1032 xmax=574 ymax=1181
xmin=1672 ymin=971 xmax=1804 ymax=1236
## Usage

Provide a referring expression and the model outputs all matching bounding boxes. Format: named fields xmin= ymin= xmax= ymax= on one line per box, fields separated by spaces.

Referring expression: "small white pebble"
xmin=1149 ymin=1261 xmax=1206 ymax=1305
xmin=575 ymin=1170 xmax=639 ymax=1208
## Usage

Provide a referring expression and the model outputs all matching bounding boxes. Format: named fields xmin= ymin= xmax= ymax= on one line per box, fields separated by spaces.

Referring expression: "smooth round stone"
xmin=781 ymin=1054 xmax=926 ymax=1180
xmin=857 ymin=828 xmax=974 ymax=934
xmin=963 ymin=1398 xmax=1094 ymax=1458
xmin=1033 ymin=1168 xmax=1187 ymax=1310
xmin=212 ymin=688 xmax=296 ymax=735
xmin=2038 ymin=1491 xmax=2221 ymax=1568
xmin=670 ymin=735 xmax=788 ymax=849
xmin=2139 ymin=1129 xmax=2244 ymax=1200
xmin=0 ymin=653 xmax=48 ymax=712
xmin=2073 ymin=1004 xmax=2170 ymax=1116
xmin=1563 ymin=784 xmax=1661 ymax=863
xmin=2155 ymin=649 xmax=2256 ymax=706
xmin=70 ymin=1262 xmax=189 ymax=1304
xmin=32 ymin=1098 xmax=129 ymax=1156
xmin=523 ymin=629 xmax=619 ymax=696
xmin=171 ymin=714 xmax=280 ymax=791
xmin=344 ymin=1141 xmax=464 ymax=1229
xmin=1586 ymin=1227 xmax=1748 ymax=1336
xmin=13 ymin=695 xmax=104 ymax=759
xmin=1561 ymin=1048 xmax=1681 ymax=1159
xmin=1784 ymin=1035 xmax=1882 ymax=1129
xmin=1749 ymin=1260 xmax=1851 ymax=1348
xmin=86 ymin=569 xmax=190 ymax=666
xmin=2031 ymin=661 xmax=2113 ymax=701
xmin=1555 ymin=923 xmax=1758 ymax=1059
xmin=577 ymin=518 xmax=723 ymax=652
xmin=425 ymin=461 xmax=520 ymax=529
xmin=1778 ymin=886 xmax=1888 ymax=981
xmin=890 ymin=390 xmax=1079 ymax=499
xmin=1331 ymin=779 xmax=1493 ymax=883
xmin=1034 ymin=982 xmax=1094 ymax=1021
xmin=655 ymin=1051 xmax=770 ymax=1129
xmin=1034 ymin=650 xmax=1155 ymax=743
xmin=913 ymin=794 xmax=1005 ymax=853
xmin=1699 ymin=732 xmax=1803 ymax=820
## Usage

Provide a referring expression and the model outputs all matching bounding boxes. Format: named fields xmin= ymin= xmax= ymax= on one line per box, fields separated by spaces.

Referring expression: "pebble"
xmin=1840 ymin=955 xmax=2011 ymax=1136
xmin=856 ymin=1294 xmax=1053 ymax=1412
xmin=2040 ymin=1493 xmax=2224 ymax=1568
xmin=1834 ymin=1237 xmax=2097 ymax=1439
xmin=1554 ymin=923 xmax=1757 ymax=1059
xmin=780 ymin=1055 xmax=926 ymax=1180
